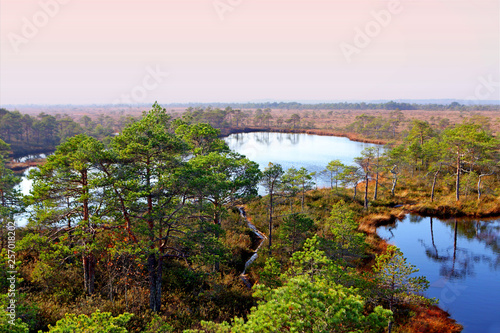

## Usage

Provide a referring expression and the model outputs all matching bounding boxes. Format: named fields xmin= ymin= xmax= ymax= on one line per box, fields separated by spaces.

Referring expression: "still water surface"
xmin=378 ymin=216 xmax=500 ymax=333
xmin=224 ymin=132 xmax=379 ymax=188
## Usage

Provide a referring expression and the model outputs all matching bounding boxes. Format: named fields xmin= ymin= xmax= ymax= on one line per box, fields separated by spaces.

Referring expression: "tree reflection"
xmin=276 ymin=133 xmax=284 ymax=143
xmin=419 ymin=217 xmax=500 ymax=281
xmin=426 ymin=217 xmax=442 ymax=261
xmin=227 ymin=133 xmax=249 ymax=149
xmin=438 ymin=220 xmax=474 ymax=280
xmin=254 ymin=132 xmax=271 ymax=146
xmin=408 ymin=214 xmax=424 ymax=223
xmin=285 ymin=133 xmax=300 ymax=145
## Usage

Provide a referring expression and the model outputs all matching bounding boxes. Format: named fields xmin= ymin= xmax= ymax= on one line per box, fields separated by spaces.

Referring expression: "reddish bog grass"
xmin=398 ymin=305 xmax=463 ymax=333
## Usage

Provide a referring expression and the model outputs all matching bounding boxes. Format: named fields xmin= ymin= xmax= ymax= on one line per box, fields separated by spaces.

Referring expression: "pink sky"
xmin=0 ymin=0 xmax=498 ymax=105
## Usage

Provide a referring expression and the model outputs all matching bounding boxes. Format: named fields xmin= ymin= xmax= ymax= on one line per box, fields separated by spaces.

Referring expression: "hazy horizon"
xmin=2 ymin=98 xmax=500 ymax=109
xmin=1 ymin=0 xmax=499 ymax=105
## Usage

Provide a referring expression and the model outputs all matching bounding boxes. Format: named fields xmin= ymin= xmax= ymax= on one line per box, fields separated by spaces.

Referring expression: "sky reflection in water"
xmin=378 ymin=216 xmax=500 ymax=333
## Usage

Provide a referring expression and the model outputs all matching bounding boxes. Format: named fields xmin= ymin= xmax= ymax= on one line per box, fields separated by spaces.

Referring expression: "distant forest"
xmin=0 ymin=108 xmax=137 ymax=156
xmin=153 ymin=101 xmax=500 ymax=111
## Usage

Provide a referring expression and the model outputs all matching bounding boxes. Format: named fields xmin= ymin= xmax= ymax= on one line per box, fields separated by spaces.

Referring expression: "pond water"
xmin=378 ymin=216 xmax=500 ymax=333
xmin=17 ymin=168 xmax=33 ymax=196
xmin=15 ymin=168 xmax=34 ymax=227
xmin=224 ymin=132 xmax=380 ymax=188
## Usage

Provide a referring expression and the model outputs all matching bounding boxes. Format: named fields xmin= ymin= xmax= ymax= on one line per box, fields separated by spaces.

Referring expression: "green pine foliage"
xmin=43 ymin=310 xmax=132 ymax=333
xmin=188 ymin=236 xmax=392 ymax=333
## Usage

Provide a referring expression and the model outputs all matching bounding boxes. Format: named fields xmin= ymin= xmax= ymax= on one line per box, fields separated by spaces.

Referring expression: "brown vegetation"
xmin=9 ymin=105 xmax=500 ymax=136
xmin=398 ymin=304 xmax=463 ymax=333
xmin=6 ymin=159 xmax=45 ymax=173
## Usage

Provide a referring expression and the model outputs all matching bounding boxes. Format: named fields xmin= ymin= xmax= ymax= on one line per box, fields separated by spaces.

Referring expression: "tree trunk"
xmin=477 ymin=176 xmax=482 ymax=200
xmin=81 ymin=170 xmax=95 ymax=295
xmin=268 ymin=186 xmax=274 ymax=255
xmin=145 ymin=161 xmax=162 ymax=311
xmin=455 ymin=153 xmax=461 ymax=201
xmin=213 ymin=201 xmax=220 ymax=226
xmin=83 ymin=254 xmax=95 ymax=295
xmin=148 ymin=253 xmax=163 ymax=312
xmin=477 ymin=173 xmax=493 ymax=200
xmin=363 ymin=173 xmax=369 ymax=210
xmin=82 ymin=170 xmax=89 ymax=224
xmin=301 ymin=183 xmax=305 ymax=212
xmin=391 ymin=175 xmax=397 ymax=197
xmin=373 ymin=172 xmax=379 ymax=200
xmin=213 ymin=202 xmax=221 ymax=272
xmin=431 ymin=167 xmax=440 ymax=202
xmin=146 ymin=163 xmax=156 ymax=256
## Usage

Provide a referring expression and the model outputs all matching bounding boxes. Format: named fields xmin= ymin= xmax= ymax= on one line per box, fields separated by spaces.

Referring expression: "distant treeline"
xmin=0 ymin=108 xmax=137 ymax=156
xmin=161 ymin=101 xmax=500 ymax=111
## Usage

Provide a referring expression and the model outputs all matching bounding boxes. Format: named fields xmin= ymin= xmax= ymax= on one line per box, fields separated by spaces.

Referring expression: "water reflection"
xmin=13 ymin=167 xmax=34 ymax=227
xmin=229 ymin=132 xmax=302 ymax=150
xmin=378 ymin=215 xmax=500 ymax=332
xmin=419 ymin=220 xmax=471 ymax=281
xmin=426 ymin=218 xmax=499 ymax=281
xmin=14 ymin=153 xmax=46 ymax=163
xmin=225 ymin=132 xmax=379 ymax=189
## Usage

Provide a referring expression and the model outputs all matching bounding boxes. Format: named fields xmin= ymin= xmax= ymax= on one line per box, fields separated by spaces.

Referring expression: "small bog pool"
xmin=378 ymin=215 xmax=500 ymax=333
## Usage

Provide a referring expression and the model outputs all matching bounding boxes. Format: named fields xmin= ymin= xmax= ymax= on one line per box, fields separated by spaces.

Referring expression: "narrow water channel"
xmin=238 ymin=207 xmax=267 ymax=288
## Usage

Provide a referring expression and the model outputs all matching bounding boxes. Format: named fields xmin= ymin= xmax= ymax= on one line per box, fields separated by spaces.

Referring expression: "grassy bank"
xmin=6 ymin=159 xmax=46 ymax=173
xmin=368 ymin=181 xmax=500 ymax=219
